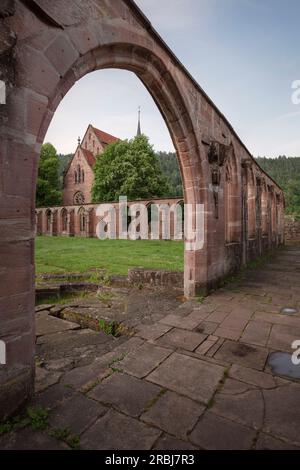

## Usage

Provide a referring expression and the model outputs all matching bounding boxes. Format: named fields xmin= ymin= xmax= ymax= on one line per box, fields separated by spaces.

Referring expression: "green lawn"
xmin=35 ymin=236 xmax=184 ymax=275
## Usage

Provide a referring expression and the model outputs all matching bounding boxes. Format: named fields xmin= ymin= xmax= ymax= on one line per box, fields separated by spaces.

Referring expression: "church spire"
xmin=136 ymin=106 xmax=141 ymax=136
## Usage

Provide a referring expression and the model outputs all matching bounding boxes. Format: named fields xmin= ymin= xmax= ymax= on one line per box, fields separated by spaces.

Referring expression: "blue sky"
xmin=45 ymin=0 xmax=300 ymax=157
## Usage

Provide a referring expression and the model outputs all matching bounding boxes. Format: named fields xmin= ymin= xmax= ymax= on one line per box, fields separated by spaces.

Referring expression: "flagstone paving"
xmin=1 ymin=245 xmax=300 ymax=450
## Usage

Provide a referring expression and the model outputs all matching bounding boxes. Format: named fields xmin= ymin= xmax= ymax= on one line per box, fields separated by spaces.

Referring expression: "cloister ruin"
xmin=0 ymin=0 xmax=284 ymax=420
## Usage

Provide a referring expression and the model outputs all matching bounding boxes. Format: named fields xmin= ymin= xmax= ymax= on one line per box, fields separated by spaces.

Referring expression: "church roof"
xmin=81 ymin=148 xmax=96 ymax=167
xmin=92 ymin=126 xmax=119 ymax=146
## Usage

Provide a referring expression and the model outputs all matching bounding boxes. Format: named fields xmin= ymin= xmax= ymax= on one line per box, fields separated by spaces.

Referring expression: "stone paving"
xmin=1 ymin=246 xmax=300 ymax=450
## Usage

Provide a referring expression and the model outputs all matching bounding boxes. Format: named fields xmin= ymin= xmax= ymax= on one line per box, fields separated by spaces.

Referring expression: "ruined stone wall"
xmin=0 ymin=0 xmax=285 ymax=419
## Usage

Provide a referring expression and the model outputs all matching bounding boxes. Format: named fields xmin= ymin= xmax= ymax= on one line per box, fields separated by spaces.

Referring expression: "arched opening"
xmin=224 ymin=146 xmax=240 ymax=244
xmin=45 ymin=209 xmax=52 ymax=235
xmin=61 ymin=208 xmax=68 ymax=233
xmin=261 ymin=181 xmax=268 ymax=237
xmin=247 ymin=170 xmax=256 ymax=240
xmin=78 ymin=207 xmax=86 ymax=234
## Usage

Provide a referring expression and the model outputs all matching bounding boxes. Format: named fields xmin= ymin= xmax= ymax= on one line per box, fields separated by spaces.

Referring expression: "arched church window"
xmin=74 ymin=170 xmax=77 ymax=183
xmin=77 ymin=165 xmax=81 ymax=183
xmin=82 ymin=169 xmax=84 ymax=182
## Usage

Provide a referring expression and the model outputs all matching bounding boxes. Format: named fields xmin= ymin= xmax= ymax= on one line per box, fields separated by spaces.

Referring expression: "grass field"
xmin=35 ymin=236 xmax=184 ymax=275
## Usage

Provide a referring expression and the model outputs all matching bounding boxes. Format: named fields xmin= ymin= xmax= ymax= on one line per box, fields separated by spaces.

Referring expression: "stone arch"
xmin=36 ymin=210 xmax=43 ymax=235
xmin=45 ymin=209 xmax=52 ymax=235
xmin=261 ymin=180 xmax=268 ymax=237
xmin=247 ymin=168 xmax=256 ymax=240
xmin=0 ymin=0 xmax=285 ymax=420
xmin=61 ymin=207 xmax=68 ymax=233
xmin=224 ymin=145 xmax=240 ymax=244
xmin=78 ymin=206 xmax=86 ymax=234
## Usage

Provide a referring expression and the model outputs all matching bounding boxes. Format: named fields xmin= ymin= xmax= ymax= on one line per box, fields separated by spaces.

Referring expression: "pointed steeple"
xmin=136 ymin=106 xmax=141 ymax=136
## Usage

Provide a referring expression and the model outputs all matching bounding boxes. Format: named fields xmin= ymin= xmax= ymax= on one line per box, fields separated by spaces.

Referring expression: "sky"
xmin=45 ymin=0 xmax=300 ymax=157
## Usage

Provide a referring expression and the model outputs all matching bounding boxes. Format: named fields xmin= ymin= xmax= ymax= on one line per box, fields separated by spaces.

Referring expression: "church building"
xmin=63 ymin=124 xmax=119 ymax=205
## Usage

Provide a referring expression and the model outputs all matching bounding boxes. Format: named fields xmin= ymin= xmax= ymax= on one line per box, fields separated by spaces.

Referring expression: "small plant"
xmin=0 ymin=406 xmax=49 ymax=435
xmin=49 ymin=427 xmax=81 ymax=449
xmin=26 ymin=406 xmax=49 ymax=430
xmin=98 ymin=319 xmax=118 ymax=336
xmin=196 ymin=295 xmax=205 ymax=304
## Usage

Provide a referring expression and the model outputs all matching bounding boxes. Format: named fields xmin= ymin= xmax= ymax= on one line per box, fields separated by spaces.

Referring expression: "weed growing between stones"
xmin=0 ymin=406 xmax=49 ymax=435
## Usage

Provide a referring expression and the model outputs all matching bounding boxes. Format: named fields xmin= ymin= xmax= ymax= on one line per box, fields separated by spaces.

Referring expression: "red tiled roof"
xmin=92 ymin=126 xmax=119 ymax=145
xmin=81 ymin=148 xmax=96 ymax=167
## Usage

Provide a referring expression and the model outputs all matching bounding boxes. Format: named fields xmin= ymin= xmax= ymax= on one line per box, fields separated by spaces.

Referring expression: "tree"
xmin=36 ymin=143 xmax=62 ymax=207
xmin=92 ymin=134 xmax=170 ymax=202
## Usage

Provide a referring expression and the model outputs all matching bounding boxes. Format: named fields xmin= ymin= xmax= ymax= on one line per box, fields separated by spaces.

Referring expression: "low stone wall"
xmin=128 ymin=268 xmax=183 ymax=288
xmin=285 ymin=215 xmax=300 ymax=242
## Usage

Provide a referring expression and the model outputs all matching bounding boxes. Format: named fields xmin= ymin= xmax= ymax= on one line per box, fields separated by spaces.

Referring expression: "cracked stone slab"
xmin=256 ymin=433 xmax=300 ymax=450
xmin=49 ymin=393 xmax=107 ymax=435
xmin=147 ymin=352 xmax=225 ymax=404
xmin=159 ymin=313 xmax=201 ymax=330
xmin=80 ymin=408 xmax=160 ymax=450
xmin=263 ymin=382 xmax=300 ymax=444
xmin=0 ymin=429 xmax=69 ymax=450
xmin=36 ymin=313 xmax=80 ymax=337
xmin=189 ymin=411 xmax=256 ymax=450
xmin=214 ymin=340 xmax=269 ymax=370
xmin=229 ymin=364 xmax=277 ymax=389
xmin=212 ymin=378 xmax=264 ymax=429
xmin=240 ymin=320 xmax=272 ymax=347
xmin=267 ymin=324 xmax=300 ymax=352
xmin=156 ymin=328 xmax=207 ymax=352
xmin=35 ymin=304 xmax=54 ymax=313
xmin=35 ymin=367 xmax=62 ymax=393
xmin=32 ymin=383 xmax=75 ymax=410
xmin=118 ymin=342 xmax=172 ymax=378
xmin=141 ymin=390 xmax=204 ymax=440
xmin=136 ymin=323 xmax=172 ymax=341
xmin=88 ymin=372 xmax=161 ymax=418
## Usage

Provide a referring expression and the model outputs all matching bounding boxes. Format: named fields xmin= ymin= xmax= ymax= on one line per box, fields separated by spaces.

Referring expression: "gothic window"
xmin=82 ymin=169 xmax=84 ymax=182
xmin=97 ymin=147 xmax=99 ymax=154
xmin=74 ymin=192 xmax=85 ymax=205
xmin=74 ymin=170 xmax=77 ymax=183
xmin=77 ymin=165 xmax=81 ymax=183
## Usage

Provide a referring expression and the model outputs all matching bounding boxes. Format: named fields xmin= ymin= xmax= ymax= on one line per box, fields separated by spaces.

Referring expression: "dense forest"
xmin=256 ymin=156 xmax=300 ymax=215
xmin=56 ymin=149 xmax=300 ymax=215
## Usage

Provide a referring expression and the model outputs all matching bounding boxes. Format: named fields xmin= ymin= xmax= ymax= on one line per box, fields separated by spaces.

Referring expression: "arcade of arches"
xmin=0 ymin=0 xmax=284 ymax=419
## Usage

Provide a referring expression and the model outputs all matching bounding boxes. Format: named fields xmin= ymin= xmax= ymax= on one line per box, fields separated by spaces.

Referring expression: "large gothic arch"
xmin=0 ymin=0 xmax=284 ymax=418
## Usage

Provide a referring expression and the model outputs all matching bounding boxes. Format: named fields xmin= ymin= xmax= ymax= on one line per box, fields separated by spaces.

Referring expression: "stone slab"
xmin=141 ymin=390 xmax=204 ymax=439
xmin=136 ymin=323 xmax=172 ymax=341
xmin=36 ymin=313 xmax=80 ymax=336
xmin=189 ymin=412 xmax=256 ymax=450
xmin=80 ymin=409 xmax=160 ymax=450
xmin=89 ymin=372 xmax=161 ymax=418
xmin=118 ymin=343 xmax=172 ymax=378
xmin=49 ymin=393 xmax=107 ymax=435
xmin=240 ymin=320 xmax=272 ymax=347
xmin=147 ymin=352 xmax=225 ymax=404
xmin=156 ymin=328 xmax=207 ymax=352
xmin=214 ymin=340 xmax=269 ymax=370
